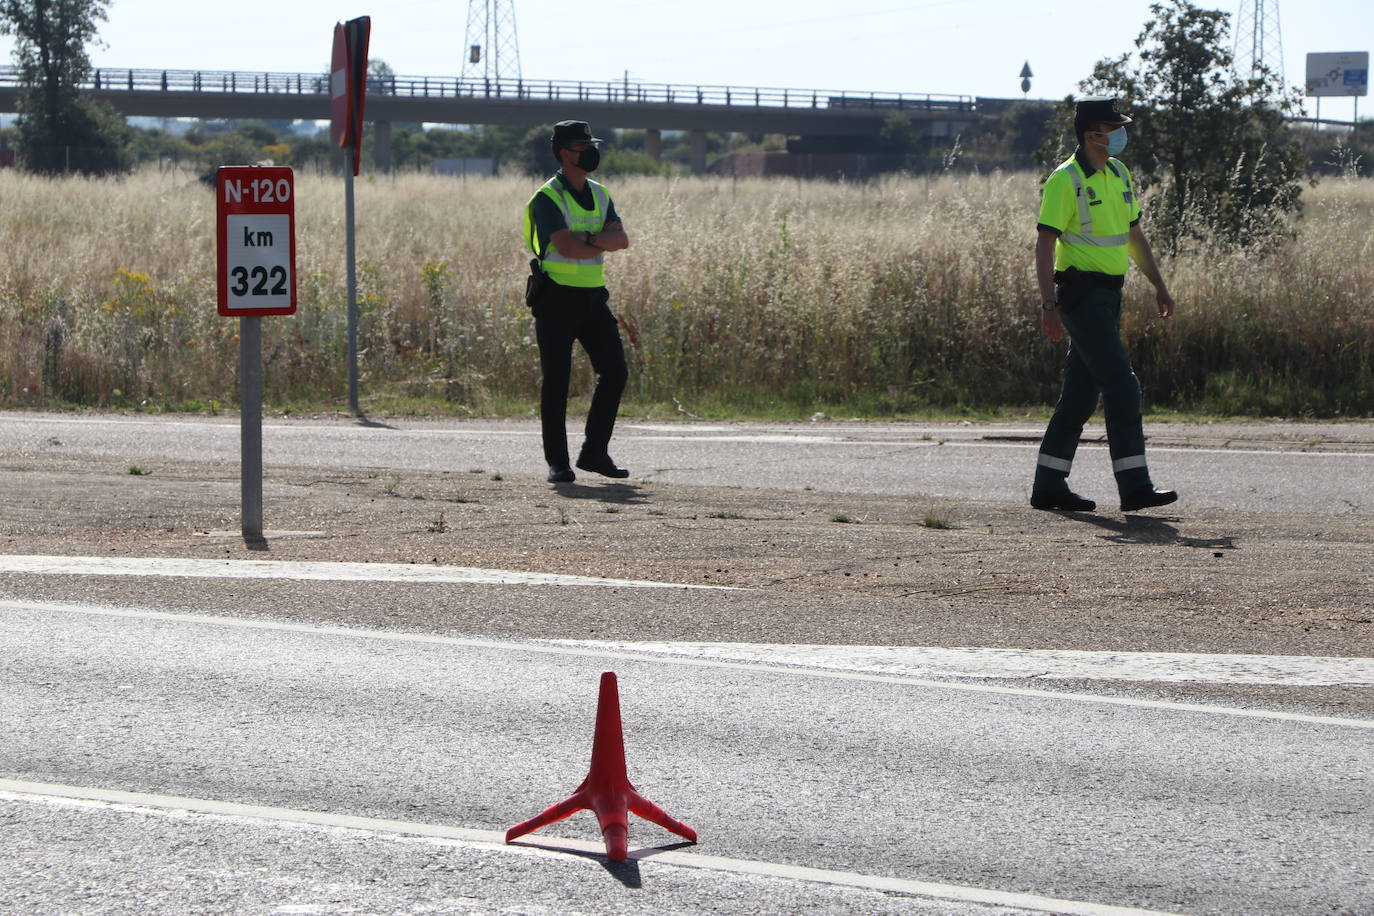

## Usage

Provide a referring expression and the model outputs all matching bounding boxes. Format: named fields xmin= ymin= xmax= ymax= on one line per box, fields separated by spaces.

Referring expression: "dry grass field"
xmin=2 ymin=167 xmax=1372 ymax=416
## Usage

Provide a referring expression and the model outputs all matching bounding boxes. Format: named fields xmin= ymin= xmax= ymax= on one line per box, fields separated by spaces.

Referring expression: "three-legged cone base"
xmin=505 ymin=671 xmax=697 ymax=861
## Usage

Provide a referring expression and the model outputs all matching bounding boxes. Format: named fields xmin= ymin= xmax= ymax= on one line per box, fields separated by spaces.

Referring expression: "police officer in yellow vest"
xmin=524 ymin=120 xmax=630 ymax=483
xmin=1032 ymin=97 xmax=1178 ymax=513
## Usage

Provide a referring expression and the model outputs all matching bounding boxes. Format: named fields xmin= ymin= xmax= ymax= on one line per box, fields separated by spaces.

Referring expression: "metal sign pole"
xmin=240 ymin=315 xmax=263 ymax=539
xmin=218 ymin=164 xmax=294 ymax=546
xmin=345 ymin=146 xmax=360 ymax=415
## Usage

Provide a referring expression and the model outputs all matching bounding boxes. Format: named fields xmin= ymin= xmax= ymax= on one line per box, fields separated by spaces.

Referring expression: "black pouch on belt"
xmin=1054 ymin=267 xmax=1092 ymax=314
xmin=524 ymin=258 xmax=548 ymax=308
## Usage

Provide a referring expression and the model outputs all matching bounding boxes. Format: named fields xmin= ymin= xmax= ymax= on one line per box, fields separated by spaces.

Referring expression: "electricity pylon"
xmin=1233 ymin=0 xmax=1284 ymax=86
xmin=461 ymin=0 xmax=522 ymax=82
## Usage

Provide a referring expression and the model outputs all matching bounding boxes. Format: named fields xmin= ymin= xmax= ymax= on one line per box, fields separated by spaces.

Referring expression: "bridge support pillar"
xmin=645 ymin=129 xmax=662 ymax=163
xmin=373 ymin=121 xmax=392 ymax=172
xmin=689 ymin=129 xmax=707 ymax=176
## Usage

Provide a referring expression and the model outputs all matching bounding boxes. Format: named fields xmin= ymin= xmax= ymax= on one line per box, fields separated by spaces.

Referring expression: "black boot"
xmin=575 ymin=452 xmax=629 ymax=479
xmin=1120 ymin=486 xmax=1178 ymax=512
xmin=1030 ymin=489 xmax=1096 ymax=512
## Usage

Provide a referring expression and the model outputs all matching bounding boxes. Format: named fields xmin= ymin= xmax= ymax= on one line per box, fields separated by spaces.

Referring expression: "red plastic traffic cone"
xmin=505 ymin=671 xmax=697 ymax=861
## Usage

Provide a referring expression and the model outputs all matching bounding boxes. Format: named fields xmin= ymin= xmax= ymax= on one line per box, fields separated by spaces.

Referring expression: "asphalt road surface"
xmin=3 ymin=412 xmax=1373 ymax=914
xmin=3 ymin=412 xmax=1374 ymax=514
xmin=4 ymin=598 xmax=1371 ymax=916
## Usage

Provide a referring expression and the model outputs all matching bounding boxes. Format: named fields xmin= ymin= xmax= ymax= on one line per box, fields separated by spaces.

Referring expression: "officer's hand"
xmin=1156 ymin=289 xmax=1175 ymax=319
xmin=1041 ymin=307 xmax=1064 ymax=341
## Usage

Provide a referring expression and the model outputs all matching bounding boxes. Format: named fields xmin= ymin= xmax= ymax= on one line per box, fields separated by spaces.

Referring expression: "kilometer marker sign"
xmin=216 ymin=166 xmax=297 ymax=316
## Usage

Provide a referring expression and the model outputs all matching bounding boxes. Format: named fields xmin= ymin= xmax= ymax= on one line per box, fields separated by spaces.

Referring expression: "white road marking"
xmin=949 ymin=442 xmax=1374 ymax=460
xmin=628 ymin=434 xmax=1374 ymax=459
xmin=8 ymin=414 xmax=1372 ymax=458
xmin=0 ymin=780 xmax=1183 ymax=916
xmin=0 ymin=555 xmax=733 ymax=590
xmin=547 ymin=641 xmax=1374 ymax=687
xmin=5 ymin=599 xmax=1371 ymax=729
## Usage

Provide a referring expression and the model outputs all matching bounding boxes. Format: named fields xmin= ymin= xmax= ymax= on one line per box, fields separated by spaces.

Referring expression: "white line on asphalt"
xmin=0 ymin=555 xmax=733 ymax=590
xmin=0 ymin=416 xmax=540 ymax=435
xmin=628 ymin=435 xmax=1374 ymax=459
xmin=5 ymin=599 xmax=1371 ymax=729
xmin=546 ymin=641 xmax=1374 ymax=687
xmin=0 ymin=780 xmax=1182 ymax=916
xmin=8 ymin=415 xmax=1372 ymax=458
xmin=948 ymin=442 xmax=1374 ymax=460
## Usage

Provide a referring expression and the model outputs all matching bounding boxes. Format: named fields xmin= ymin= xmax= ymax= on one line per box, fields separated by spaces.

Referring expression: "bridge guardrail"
xmin=0 ymin=66 xmax=975 ymax=113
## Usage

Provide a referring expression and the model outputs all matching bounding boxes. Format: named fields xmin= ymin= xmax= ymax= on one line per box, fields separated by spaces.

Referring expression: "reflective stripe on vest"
xmin=526 ymin=177 xmax=609 ymax=288
xmin=1058 ymin=159 xmax=1130 ymax=249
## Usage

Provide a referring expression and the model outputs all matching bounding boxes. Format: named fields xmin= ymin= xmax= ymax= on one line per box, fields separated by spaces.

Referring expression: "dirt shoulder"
xmin=3 ymin=452 xmax=1371 ymax=663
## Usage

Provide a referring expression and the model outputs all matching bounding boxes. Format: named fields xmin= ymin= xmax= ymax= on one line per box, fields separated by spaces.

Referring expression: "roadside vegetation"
xmin=1 ymin=0 xmax=1370 ymax=420
xmin=1 ymin=167 xmax=1372 ymax=418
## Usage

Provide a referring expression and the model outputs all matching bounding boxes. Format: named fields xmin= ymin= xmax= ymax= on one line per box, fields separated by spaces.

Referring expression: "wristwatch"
xmin=585 ymin=231 xmax=597 ymax=246
xmin=1042 ymin=299 xmax=1058 ymax=311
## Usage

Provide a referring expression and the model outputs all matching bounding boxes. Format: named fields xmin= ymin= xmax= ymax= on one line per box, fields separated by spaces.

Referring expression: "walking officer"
xmin=523 ymin=120 xmax=631 ymax=484
xmin=1031 ymin=97 xmax=1178 ymax=513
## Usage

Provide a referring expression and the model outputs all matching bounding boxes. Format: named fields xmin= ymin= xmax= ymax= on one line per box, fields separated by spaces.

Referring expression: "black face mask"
xmin=570 ymin=146 xmax=600 ymax=172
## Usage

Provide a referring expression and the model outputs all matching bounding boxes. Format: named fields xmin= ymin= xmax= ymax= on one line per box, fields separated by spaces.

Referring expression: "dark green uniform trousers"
xmin=1035 ymin=286 xmax=1153 ymax=497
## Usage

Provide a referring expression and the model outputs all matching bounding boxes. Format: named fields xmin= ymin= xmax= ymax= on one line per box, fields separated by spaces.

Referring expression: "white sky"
xmin=1 ymin=0 xmax=1369 ymax=118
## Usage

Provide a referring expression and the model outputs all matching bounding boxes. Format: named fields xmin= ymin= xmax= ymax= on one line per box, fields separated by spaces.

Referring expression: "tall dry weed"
xmin=1 ymin=166 xmax=1371 ymax=415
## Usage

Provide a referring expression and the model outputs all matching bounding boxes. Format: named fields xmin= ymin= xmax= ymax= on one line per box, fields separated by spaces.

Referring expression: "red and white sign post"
xmin=216 ymin=165 xmax=297 ymax=541
xmin=332 ymin=16 xmax=370 ymax=416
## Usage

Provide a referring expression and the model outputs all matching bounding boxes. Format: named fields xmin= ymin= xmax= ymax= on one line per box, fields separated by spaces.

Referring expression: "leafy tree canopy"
xmin=0 ymin=0 xmax=129 ymax=174
xmin=1042 ymin=0 xmax=1308 ymax=251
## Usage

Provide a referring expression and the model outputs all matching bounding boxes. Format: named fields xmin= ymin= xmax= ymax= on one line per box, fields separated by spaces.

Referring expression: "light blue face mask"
xmin=1106 ymin=126 xmax=1128 ymax=155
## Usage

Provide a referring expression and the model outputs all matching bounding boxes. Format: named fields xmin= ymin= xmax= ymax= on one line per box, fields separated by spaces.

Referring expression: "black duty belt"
xmin=1054 ymin=269 xmax=1125 ymax=290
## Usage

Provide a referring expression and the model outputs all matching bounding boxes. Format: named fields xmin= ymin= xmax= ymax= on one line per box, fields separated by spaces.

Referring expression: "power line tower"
xmin=461 ymin=0 xmax=522 ymax=82
xmin=1233 ymin=0 xmax=1284 ymax=86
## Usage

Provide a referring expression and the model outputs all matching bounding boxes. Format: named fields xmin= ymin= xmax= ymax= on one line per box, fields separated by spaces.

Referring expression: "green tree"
xmin=235 ymin=120 xmax=280 ymax=147
xmin=0 ymin=0 xmax=129 ymax=174
xmin=877 ymin=111 xmax=921 ymax=156
xmin=596 ymin=148 xmax=667 ymax=177
xmin=517 ymin=123 xmax=556 ymax=175
xmin=368 ymin=57 xmax=396 ymax=95
xmin=194 ymin=133 xmax=263 ymax=184
xmin=288 ymin=130 xmax=334 ymax=173
xmin=1069 ymin=0 xmax=1307 ymax=250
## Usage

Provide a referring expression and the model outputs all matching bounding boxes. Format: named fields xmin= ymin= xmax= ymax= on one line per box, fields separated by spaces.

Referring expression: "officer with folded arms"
xmin=523 ymin=120 xmax=631 ymax=484
xmin=1031 ymin=97 xmax=1178 ymax=513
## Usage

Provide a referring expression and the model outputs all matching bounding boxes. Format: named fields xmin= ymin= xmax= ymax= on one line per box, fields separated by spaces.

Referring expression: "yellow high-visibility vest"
xmin=1040 ymin=154 xmax=1139 ymax=276
xmin=523 ymin=177 xmax=611 ymax=288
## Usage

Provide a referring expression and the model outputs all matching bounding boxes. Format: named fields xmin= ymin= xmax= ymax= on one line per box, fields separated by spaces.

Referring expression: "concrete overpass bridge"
xmin=0 ymin=66 xmax=980 ymax=173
